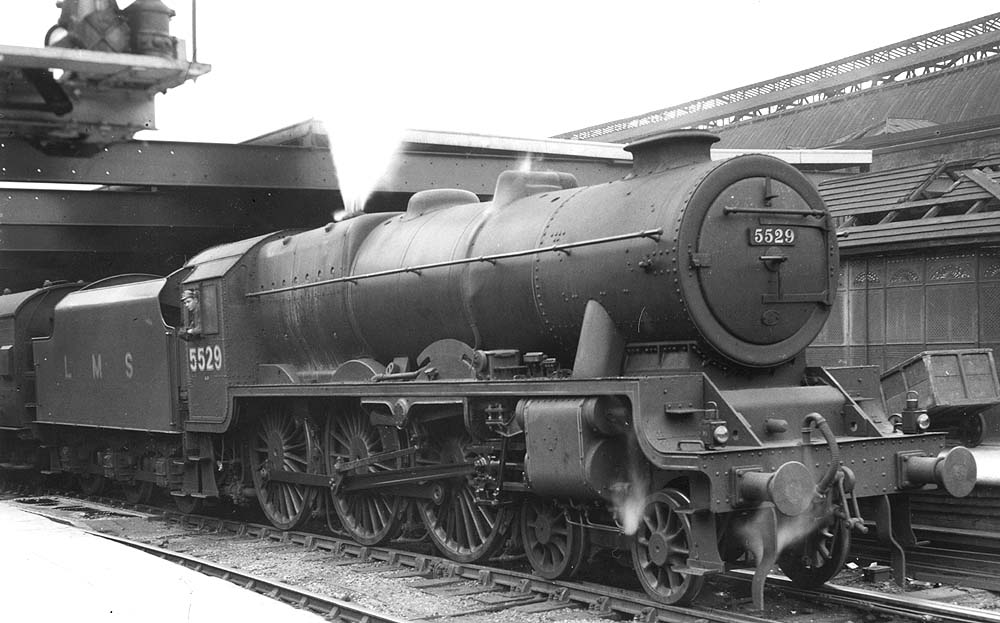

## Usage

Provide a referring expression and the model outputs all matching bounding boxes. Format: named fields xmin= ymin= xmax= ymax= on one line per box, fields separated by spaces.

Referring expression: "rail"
xmin=94 ymin=531 xmax=413 ymax=623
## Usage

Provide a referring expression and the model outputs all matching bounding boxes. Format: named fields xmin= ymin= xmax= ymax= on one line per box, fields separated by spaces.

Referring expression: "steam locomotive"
xmin=0 ymin=130 xmax=978 ymax=609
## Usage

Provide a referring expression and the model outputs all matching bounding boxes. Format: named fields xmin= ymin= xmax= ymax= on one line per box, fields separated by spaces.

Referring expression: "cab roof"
xmin=183 ymin=232 xmax=289 ymax=283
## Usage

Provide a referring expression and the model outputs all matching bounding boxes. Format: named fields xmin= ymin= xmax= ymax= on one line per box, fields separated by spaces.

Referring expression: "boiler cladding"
xmin=248 ymin=131 xmax=836 ymax=372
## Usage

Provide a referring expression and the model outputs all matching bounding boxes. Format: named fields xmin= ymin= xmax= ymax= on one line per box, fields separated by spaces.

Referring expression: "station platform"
xmin=0 ymin=499 xmax=324 ymax=622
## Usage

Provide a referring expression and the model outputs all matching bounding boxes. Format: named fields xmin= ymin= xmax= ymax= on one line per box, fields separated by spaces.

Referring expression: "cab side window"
xmin=201 ymin=283 xmax=220 ymax=335
xmin=182 ymin=282 xmax=220 ymax=337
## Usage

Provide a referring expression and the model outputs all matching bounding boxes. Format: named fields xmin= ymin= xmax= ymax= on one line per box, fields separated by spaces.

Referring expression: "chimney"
xmin=624 ymin=129 xmax=720 ymax=176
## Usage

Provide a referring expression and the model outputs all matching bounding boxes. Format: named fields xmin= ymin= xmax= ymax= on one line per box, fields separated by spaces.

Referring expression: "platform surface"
xmin=0 ymin=500 xmax=323 ymax=622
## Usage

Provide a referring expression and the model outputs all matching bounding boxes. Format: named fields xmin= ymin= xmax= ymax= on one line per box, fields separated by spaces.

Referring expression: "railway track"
xmin=6 ymin=482 xmax=1000 ymax=623
xmin=92 ymin=531 xmax=419 ymax=623
xmin=110 ymin=510 xmax=772 ymax=623
xmin=844 ymin=487 xmax=1000 ymax=591
xmin=736 ymin=574 xmax=1000 ymax=623
xmin=853 ymin=530 xmax=1000 ymax=591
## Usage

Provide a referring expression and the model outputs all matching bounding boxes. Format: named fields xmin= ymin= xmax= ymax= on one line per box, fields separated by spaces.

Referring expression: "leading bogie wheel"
xmin=325 ymin=407 xmax=407 ymax=545
xmin=249 ymin=408 xmax=319 ymax=530
xmin=521 ymin=498 xmax=588 ymax=579
xmin=416 ymin=428 xmax=512 ymax=563
xmin=631 ymin=489 xmax=705 ymax=605
xmin=777 ymin=513 xmax=851 ymax=588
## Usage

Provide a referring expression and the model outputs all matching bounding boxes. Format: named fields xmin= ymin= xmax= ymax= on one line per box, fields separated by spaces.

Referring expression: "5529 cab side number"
xmin=189 ymin=345 xmax=223 ymax=372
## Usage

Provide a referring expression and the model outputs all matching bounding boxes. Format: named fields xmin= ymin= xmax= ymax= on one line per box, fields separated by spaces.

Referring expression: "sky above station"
xmin=2 ymin=1 xmax=999 ymax=144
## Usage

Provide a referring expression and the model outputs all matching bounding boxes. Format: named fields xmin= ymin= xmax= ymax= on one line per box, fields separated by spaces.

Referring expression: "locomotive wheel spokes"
xmin=417 ymin=431 xmax=512 ymax=563
xmin=521 ymin=498 xmax=588 ymax=579
xmin=631 ymin=489 xmax=705 ymax=605
xmin=249 ymin=409 xmax=318 ymax=530
xmin=325 ymin=408 xmax=406 ymax=545
xmin=777 ymin=514 xmax=851 ymax=588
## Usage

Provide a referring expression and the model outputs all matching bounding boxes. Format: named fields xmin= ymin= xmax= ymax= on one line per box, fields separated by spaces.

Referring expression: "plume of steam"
xmin=319 ymin=97 xmax=403 ymax=218
xmin=609 ymin=435 xmax=650 ymax=536
xmin=733 ymin=502 xmax=827 ymax=564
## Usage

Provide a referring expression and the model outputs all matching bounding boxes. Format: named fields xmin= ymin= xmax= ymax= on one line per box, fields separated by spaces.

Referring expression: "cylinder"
xmin=520 ymin=397 xmax=629 ymax=499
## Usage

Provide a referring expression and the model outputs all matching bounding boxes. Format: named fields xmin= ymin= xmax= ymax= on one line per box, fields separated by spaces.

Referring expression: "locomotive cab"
xmin=177 ymin=232 xmax=286 ymax=433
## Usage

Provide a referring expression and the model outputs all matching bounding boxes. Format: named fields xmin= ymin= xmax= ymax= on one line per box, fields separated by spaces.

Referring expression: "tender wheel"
xmin=122 ymin=481 xmax=154 ymax=505
xmin=173 ymin=495 xmax=203 ymax=515
xmin=778 ymin=514 xmax=851 ymax=587
xmin=521 ymin=498 xmax=588 ymax=579
xmin=249 ymin=408 xmax=318 ymax=530
xmin=416 ymin=429 xmax=512 ymax=563
xmin=631 ymin=489 xmax=705 ymax=605
xmin=78 ymin=473 xmax=106 ymax=496
xmin=325 ymin=407 xmax=406 ymax=545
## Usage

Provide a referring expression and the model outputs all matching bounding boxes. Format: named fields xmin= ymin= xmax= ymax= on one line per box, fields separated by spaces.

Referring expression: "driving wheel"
xmin=325 ymin=407 xmax=406 ymax=545
xmin=416 ymin=429 xmax=512 ymax=563
xmin=249 ymin=407 xmax=318 ymax=530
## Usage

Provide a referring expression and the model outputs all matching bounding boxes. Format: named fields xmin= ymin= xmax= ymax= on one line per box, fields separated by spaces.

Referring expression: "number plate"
xmin=188 ymin=345 xmax=224 ymax=373
xmin=748 ymin=227 xmax=797 ymax=246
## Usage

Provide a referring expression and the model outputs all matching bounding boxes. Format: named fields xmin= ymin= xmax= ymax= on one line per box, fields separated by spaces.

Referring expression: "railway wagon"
xmin=809 ymin=157 xmax=1000 ymax=447
xmin=1 ymin=130 xmax=979 ymax=609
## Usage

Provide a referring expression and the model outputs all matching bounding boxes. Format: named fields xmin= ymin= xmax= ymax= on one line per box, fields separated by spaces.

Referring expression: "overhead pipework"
xmin=0 ymin=0 xmax=210 ymax=151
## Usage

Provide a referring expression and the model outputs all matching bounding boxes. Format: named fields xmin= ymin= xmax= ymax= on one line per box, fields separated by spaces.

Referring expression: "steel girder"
xmin=0 ymin=187 xmax=333 ymax=228
xmin=0 ymin=136 xmax=630 ymax=292
xmin=0 ymin=138 xmax=629 ymax=193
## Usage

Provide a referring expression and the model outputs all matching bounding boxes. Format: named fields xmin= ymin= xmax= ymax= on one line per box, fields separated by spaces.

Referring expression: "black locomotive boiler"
xmin=0 ymin=130 xmax=978 ymax=608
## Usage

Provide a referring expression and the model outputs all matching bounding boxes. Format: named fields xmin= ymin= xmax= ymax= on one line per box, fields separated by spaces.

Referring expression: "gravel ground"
xmin=10 ymin=495 xmax=1000 ymax=623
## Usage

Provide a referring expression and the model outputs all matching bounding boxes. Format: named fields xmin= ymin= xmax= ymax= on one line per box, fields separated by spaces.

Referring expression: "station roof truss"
xmin=559 ymin=12 xmax=1000 ymax=145
xmin=821 ymin=153 xmax=1000 ymax=253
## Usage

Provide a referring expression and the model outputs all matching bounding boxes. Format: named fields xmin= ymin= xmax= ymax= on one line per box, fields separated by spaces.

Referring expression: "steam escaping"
xmin=610 ymin=435 xmax=650 ymax=536
xmin=734 ymin=503 xmax=826 ymax=563
xmin=518 ymin=155 xmax=534 ymax=172
xmin=319 ymin=100 xmax=403 ymax=217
